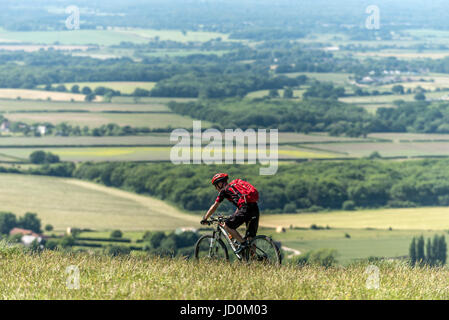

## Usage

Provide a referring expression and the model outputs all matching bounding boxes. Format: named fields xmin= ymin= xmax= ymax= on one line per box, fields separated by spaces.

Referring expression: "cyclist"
xmin=201 ymin=173 xmax=259 ymax=254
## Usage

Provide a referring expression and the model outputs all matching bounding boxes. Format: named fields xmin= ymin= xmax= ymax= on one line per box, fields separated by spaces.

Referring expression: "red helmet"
xmin=211 ymin=173 xmax=228 ymax=185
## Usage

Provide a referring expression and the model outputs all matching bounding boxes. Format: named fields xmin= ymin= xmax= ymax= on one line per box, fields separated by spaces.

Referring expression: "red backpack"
xmin=228 ymin=179 xmax=259 ymax=207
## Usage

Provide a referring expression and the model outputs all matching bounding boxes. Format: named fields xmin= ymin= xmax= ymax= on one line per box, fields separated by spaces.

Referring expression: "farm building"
xmin=0 ymin=120 xmax=10 ymax=133
xmin=9 ymin=227 xmax=47 ymax=246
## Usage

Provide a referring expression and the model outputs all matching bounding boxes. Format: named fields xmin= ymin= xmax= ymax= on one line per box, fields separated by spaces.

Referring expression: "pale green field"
xmin=367 ymin=132 xmax=449 ymax=142
xmin=0 ymin=147 xmax=171 ymax=162
xmin=340 ymin=91 xmax=448 ymax=104
xmin=0 ymin=173 xmax=197 ymax=231
xmin=261 ymin=207 xmax=449 ymax=230
xmin=0 ymin=99 xmax=170 ymax=113
xmin=6 ymin=112 xmax=203 ymax=129
xmin=265 ymin=228 xmax=447 ymax=264
xmin=0 ymin=132 xmax=372 ymax=147
xmin=309 ymin=141 xmax=449 ymax=157
xmin=0 ymin=145 xmax=338 ymax=162
xmin=0 ymin=28 xmax=230 ymax=45
xmin=278 ymin=132 xmax=373 ymax=144
xmin=0 ymin=135 xmax=170 ymax=147
xmin=55 ymin=82 xmax=156 ymax=94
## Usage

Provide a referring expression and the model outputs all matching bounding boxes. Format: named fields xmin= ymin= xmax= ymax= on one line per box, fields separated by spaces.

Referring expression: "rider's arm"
xmin=203 ymin=201 xmax=220 ymax=220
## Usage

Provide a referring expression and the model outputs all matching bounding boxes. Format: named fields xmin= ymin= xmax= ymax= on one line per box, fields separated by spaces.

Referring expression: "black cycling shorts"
xmin=225 ymin=202 xmax=259 ymax=238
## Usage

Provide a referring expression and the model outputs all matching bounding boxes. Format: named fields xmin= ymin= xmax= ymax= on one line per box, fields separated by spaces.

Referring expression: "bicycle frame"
xmin=198 ymin=215 xmax=281 ymax=265
xmin=209 ymin=216 xmax=244 ymax=260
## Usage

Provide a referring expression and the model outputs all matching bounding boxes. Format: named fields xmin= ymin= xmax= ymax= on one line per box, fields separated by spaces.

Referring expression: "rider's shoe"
xmin=235 ymin=240 xmax=248 ymax=255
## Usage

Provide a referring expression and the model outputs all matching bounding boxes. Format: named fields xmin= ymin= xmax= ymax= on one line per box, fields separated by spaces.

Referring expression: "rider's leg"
xmin=224 ymin=224 xmax=245 ymax=243
xmin=245 ymin=204 xmax=260 ymax=254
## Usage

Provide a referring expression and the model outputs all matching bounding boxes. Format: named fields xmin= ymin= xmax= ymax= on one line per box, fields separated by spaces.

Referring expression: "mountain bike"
xmin=194 ymin=214 xmax=282 ymax=265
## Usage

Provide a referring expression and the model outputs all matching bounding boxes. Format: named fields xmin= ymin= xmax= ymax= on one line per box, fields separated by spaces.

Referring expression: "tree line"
xmin=168 ymin=98 xmax=372 ymax=136
xmin=169 ymin=98 xmax=449 ymax=136
xmin=5 ymin=120 xmax=173 ymax=137
xmin=8 ymin=158 xmax=449 ymax=214
xmin=66 ymin=159 xmax=449 ymax=214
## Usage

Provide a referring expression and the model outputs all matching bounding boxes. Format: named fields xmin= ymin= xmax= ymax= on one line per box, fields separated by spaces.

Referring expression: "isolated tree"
xmin=439 ymin=235 xmax=447 ymax=265
xmin=426 ymin=238 xmax=433 ymax=265
xmin=18 ymin=212 xmax=41 ymax=233
xmin=268 ymin=89 xmax=279 ymax=98
xmin=81 ymin=86 xmax=92 ymax=95
xmin=409 ymin=237 xmax=417 ymax=266
xmin=55 ymin=85 xmax=67 ymax=92
xmin=85 ymin=93 xmax=96 ymax=102
xmin=29 ymin=151 xmax=59 ymax=164
xmin=29 ymin=150 xmax=46 ymax=164
xmin=110 ymin=230 xmax=123 ymax=238
xmin=44 ymin=224 xmax=54 ymax=232
xmin=414 ymin=92 xmax=426 ymax=101
xmin=392 ymin=85 xmax=404 ymax=95
xmin=417 ymin=235 xmax=425 ymax=265
xmin=0 ymin=212 xmax=17 ymax=235
xmin=283 ymin=87 xmax=293 ymax=99
xmin=45 ymin=152 xmax=60 ymax=164
xmin=104 ymin=91 xmax=113 ymax=103
xmin=431 ymin=235 xmax=440 ymax=266
xmin=71 ymin=85 xmax=80 ymax=93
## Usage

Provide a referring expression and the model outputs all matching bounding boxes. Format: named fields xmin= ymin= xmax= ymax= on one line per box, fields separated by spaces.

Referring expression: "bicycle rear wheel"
xmin=246 ymin=235 xmax=282 ymax=265
xmin=194 ymin=235 xmax=229 ymax=261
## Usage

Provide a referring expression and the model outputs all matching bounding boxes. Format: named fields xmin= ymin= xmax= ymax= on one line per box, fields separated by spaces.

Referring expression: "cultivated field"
xmin=0 ymin=173 xmax=197 ymax=231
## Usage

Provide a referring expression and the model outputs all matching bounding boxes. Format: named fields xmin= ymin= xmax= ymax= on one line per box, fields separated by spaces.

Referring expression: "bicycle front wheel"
xmin=194 ymin=235 xmax=229 ymax=261
xmin=246 ymin=235 xmax=282 ymax=265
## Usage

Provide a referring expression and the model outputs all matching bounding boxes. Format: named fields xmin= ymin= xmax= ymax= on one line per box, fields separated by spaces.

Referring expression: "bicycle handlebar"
xmin=205 ymin=215 xmax=228 ymax=225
